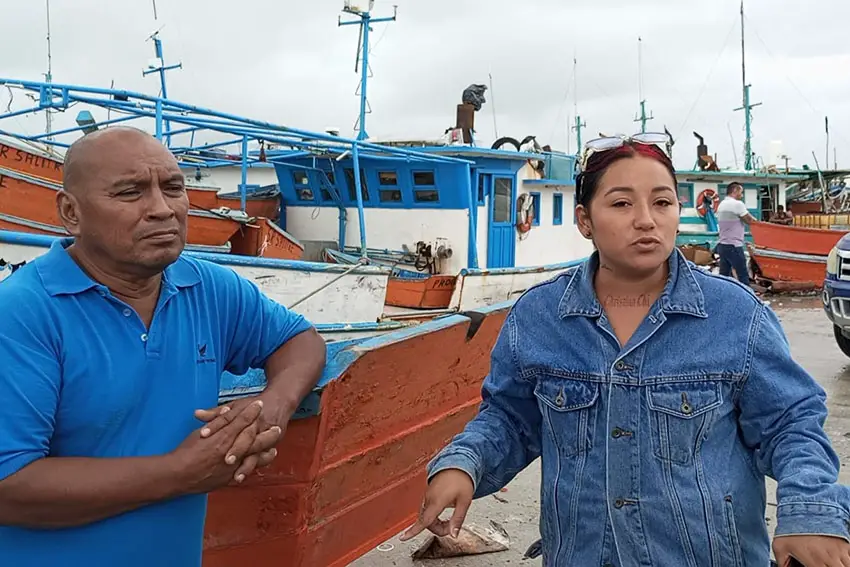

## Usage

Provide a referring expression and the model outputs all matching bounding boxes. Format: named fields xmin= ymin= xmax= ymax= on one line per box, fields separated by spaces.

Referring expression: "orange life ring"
xmin=516 ymin=193 xmax=535 ymax=233
xmin=696 ymin=188 xmax=720 ymax=217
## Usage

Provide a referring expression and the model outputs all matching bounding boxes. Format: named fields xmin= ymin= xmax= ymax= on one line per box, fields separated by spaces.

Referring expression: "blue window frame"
xmin=530 ymin=191 xmax=541 ymax=226
xmin=412 ymin=170 xmax=439 ymax=203
xmin=292 ymin=169 xmax=315 ymax=202
xmin=477 ymin=174 xmax=487 ymax=205
xmin=553 ymin=193 xmax=563 ymax=225
xmin=677 ymin=183 xmax=695 ymax=208
xmin=377 ymin=170 xmax=402 ymax=204
xmin=344 ymin=167 xmax=370 ymax=203
xmin=319 ymin=168 xmax=337 ymax=202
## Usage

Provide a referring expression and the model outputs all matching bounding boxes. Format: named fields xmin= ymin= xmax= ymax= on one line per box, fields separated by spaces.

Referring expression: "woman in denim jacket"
xmin=400 ymin=136 xmax=850 ymax=566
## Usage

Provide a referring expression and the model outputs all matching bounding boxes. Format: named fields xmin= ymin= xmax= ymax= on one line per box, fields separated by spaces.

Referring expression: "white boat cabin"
xmin=248 ymin=145 xmax=594 ymax=274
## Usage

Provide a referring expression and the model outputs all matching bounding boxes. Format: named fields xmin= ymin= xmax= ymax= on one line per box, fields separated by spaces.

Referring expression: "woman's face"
xmin=577 ymin=154 xmax=680 ymax=275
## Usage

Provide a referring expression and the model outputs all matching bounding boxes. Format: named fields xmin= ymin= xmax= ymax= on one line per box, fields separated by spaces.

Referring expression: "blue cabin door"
xmin=487 ymin=176 xmax=516 ymax=268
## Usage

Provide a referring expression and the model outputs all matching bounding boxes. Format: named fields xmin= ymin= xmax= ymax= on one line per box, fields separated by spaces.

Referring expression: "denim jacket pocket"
xmin=534 ymin=377 xmax=599 ymax=458
xmin=647 ymin=381 xmax=723 ymax=465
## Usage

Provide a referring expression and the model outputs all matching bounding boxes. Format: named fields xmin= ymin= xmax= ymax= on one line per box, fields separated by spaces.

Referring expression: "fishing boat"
xmin=0 ymin=2 xmax=600 ymax=562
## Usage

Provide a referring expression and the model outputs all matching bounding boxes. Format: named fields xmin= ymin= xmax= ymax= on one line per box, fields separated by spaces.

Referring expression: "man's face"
xmin=730 ymin=185 xmax=744 ymax=200
xmin=58 ymin=131 xmax=189 ymax=275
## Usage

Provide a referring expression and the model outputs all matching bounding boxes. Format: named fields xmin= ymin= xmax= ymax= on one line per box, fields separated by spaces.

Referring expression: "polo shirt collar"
xmin=37 ymin=237 xmax=201 ymax=297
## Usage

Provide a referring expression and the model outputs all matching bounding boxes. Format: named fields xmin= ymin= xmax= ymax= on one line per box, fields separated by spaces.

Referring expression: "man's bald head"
xmin=63 ymin=127 xmax=176 ymax=196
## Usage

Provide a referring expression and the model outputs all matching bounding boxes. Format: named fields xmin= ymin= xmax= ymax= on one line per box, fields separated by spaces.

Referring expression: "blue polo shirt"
xmin=0 ymin=238 xmax=313 ymax=566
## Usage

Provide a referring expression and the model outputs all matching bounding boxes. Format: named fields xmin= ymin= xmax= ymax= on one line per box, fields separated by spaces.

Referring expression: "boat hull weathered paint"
xmin=218 ymin=186 xmax=281 ymax=220
xmin=0 ymin=166 xmax=244 ymax=248
xmin=449 ymin=258 xmax=586 ymax=311
xmin=749 ymin=220 xmax=846 ymax=256
xmin=228 ymin=217 xmax=304 ymax=260
xmin=385 ymin=274 xmax=457 ymax=309
xmin=204 ymin=301 xmax=511 ymax=567
xmin=0 ymin=231 xmax=391 ymax=325
xmin=751 ymin=246 xmax=827 ymax=287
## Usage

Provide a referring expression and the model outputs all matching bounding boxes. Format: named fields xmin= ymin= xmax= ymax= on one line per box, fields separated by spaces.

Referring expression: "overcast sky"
xmin=2 ymin=0 xmax=848 ymax=171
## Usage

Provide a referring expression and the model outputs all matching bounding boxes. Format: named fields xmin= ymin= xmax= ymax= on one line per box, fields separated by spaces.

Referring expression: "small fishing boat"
xmin=750 ymin=246 xmax=827 ymax=288
xmin=748 ymin=220 xmax=845 ymax=256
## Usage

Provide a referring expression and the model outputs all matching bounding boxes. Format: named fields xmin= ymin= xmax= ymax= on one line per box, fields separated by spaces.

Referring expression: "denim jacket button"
xmin=614 ymin=498 xmax=624 ymax=509
xmin=611 ymin=428 xmax=622 ymax=438
xmin=615 ymin=361 xmax=626 ymax=371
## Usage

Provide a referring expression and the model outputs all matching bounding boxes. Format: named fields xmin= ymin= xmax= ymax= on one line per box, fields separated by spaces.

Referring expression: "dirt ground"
xmin=351 ymin=296 xmax=850 ymax=566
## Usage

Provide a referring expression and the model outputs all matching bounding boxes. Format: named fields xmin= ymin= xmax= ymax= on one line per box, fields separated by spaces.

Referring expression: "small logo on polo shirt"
xmin=197 ymin=343 xmax=216 ymax=365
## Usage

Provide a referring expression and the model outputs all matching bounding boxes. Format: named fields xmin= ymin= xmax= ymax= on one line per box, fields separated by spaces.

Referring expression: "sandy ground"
xmin=351 ymin=296 xmax=850 ymax=566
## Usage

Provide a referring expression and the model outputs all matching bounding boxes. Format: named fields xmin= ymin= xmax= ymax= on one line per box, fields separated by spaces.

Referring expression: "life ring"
xmin=696 ymin=188 xmax=720 ymax=217
xmin=516 ymin=193 xmax=535 ymax=233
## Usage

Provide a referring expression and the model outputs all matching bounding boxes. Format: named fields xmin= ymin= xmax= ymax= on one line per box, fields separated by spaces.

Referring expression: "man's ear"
xmin=56 ymin=190 xmax=82 ymax=237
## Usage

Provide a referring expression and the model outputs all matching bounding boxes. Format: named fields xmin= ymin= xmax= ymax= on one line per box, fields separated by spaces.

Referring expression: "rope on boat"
xmin=287 ymin=257 xmax=369 ymax=310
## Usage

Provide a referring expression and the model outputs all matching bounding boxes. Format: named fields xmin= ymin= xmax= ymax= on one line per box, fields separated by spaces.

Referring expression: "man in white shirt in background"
xmin=716 ymin=182 xmax=757 ymax=285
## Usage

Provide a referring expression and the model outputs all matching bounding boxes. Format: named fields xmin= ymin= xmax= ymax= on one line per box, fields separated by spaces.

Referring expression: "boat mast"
xmin=339 ymin=1 xmax=397 ymax=141
xmin=734 ymin=0 xmax=761 ymax=170
xmin=44 ymin=0 xmax=53 ymax=142
xmin=143 ymin=0 xmax=182 ymax=147
xmin=571 ymin=56 xmax=586 ymax=152
xmin=633 ymin=36 xmax=653 ymax=133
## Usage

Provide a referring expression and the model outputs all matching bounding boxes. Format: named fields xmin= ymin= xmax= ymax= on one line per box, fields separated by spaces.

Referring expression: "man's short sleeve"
xmin=212 ymin=264 xmax=314 ymax=376
xmin=0 ymin=288 xmax=61 ymax=482
xmin=735 ymin=200 xmax=750 ymax=217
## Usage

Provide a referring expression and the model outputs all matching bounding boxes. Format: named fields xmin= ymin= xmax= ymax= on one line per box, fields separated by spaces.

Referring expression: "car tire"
xmin=834 ymin=325 xmax=850 ymax=358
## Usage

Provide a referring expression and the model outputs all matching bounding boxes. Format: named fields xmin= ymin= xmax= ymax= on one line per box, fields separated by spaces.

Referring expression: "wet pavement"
xmin=352 ymin=297 xmax=850 ymax=566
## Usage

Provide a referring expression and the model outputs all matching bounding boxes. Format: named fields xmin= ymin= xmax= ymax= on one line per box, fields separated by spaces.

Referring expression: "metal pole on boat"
xmin=465 ymin=162 xmax=479 ymax=269
xmin=633 ymin=37 xmax=653 ymax=134
xmin=143 ymin=2 xmax=182 ymax=149
xmin=339 ymin=1 xmax=397 ymax=141
xmin=571 ymin=56 xmax=585 ymax=152
xmin=44 ymin=0 xmax=53 ymax=142
xmin=734 ymin=0 xmax=761 ymax=170
xmin=240 ymin=135 xmax=249 ymax=212
xmin=351 ymin=142 xmax=368 ymax=259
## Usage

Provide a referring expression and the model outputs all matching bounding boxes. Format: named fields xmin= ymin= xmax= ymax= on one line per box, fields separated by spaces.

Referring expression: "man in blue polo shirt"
xmin=0 ymin=127 xmax=327 ymax=566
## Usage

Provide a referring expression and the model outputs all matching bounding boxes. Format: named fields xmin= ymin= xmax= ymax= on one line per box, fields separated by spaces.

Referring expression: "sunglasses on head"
xmin=577 ymin=132 xmax=672 ymax=172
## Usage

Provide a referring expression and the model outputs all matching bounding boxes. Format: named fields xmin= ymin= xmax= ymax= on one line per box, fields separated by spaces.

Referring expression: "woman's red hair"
xmin=576 ymin=142 xmax=677 ymax=207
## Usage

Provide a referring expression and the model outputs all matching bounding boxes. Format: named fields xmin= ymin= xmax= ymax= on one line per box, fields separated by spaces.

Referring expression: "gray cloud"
xmin=2 ymin=0 xmax=847 ymax=170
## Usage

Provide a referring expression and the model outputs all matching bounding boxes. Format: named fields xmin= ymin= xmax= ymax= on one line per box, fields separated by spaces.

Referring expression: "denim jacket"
xmin=428 ymin=249 xmax=850 ymax=567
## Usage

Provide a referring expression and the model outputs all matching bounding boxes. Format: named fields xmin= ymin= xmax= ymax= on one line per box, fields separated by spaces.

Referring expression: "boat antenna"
xmin=44 ymin=0 xmax=53 ymax=142
xmin=571 ymin=55 xmax=586 ymax=152
xmin=733 ymin=0 xmax=761 ymax=170
xmin=633 ymin=36 xmax=654 ymax=133
xmin=489 ymin=67 xmax=498 ymax=139
xmin=339 ymin=1 xmax=397 ymax=141
xmin=143 ymin=0 xmax=181 ymax=146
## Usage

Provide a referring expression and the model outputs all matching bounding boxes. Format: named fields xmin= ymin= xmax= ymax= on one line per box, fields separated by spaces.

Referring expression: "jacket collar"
xmin=558 ymin=247 xmax=708 ymax=319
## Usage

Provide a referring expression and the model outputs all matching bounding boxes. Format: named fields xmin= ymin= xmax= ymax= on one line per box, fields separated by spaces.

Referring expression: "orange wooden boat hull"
xmin=751 ymin=248 xmax=826 ymax=287
xmin=202 ymin=306 xmax=509 ymax=567
xmin=217 ymin=193 xmax=281 ymax=220
xmin=0 ymin=169 xmax=240 ymax=247
xmin=228 ymin=218 xmax=303 ymax=260
xmin=0 ymin=139 xmax=254 ymax=212
xmin=749 ymin=220 xmax=845 ymax=256
xmin=0 ymin=140 xmax=62 ymax=183
xmin=385 ymin=274 xmax=457 ymax=309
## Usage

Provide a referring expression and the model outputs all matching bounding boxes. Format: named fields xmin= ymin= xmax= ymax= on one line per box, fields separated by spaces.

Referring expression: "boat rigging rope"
xmin=287 ymin=257 xmax=369 ymax=310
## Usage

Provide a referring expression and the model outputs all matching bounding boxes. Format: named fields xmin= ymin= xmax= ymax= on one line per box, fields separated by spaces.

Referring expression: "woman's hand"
xmin=399 ymin=469 xmax=475 ymax=541
xmin=773 ymin=534 xmax=850 ymax=566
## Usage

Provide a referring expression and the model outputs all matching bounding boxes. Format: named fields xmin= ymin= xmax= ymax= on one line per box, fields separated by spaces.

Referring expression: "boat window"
xmin=296 ymin=187 xmax=315 ymax=201
xmin=530 ymin=192 xmax=541 ymax=226
xmin=553 ymin=193 xmax=563 ymax=225
xmin=413 ymin=171 xmax=435 ymax=185
xmin=380 ymin=189 xmax=403 ymax=202
xmin=344 ymin=168 xmax=370 ymax=202
xmin=677 ymin=183 xmax=694 ymax=207
xmin=412 ymin=170 xmax=439 ymax=203
xmin=292 ymin=170 xmax=309 ymax=186
xmin=477 ymin=174 xmax=487 ymax=205
xmin=319 ymin=169 xmax=336 ymax=202
xmin=378 ymin=171 xmax=398 ymax=185
xmin=493 ymin=178 xmax=512 ymax=222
